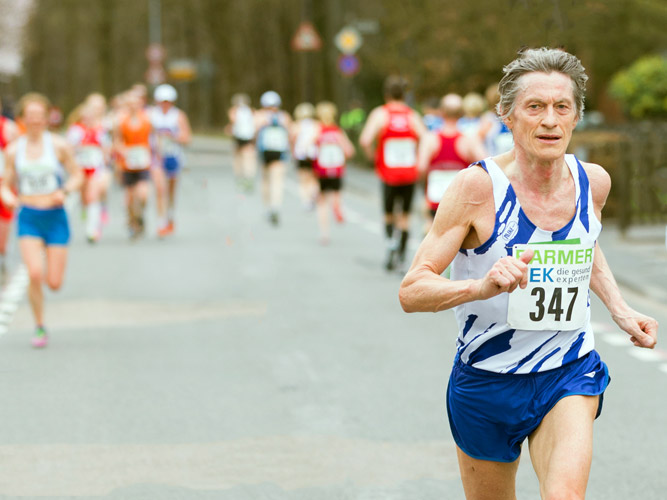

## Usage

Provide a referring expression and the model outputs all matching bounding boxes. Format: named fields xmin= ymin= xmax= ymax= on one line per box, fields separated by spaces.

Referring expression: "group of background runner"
xmin=0 ymin=74 xmax=517 ymax=346
xmin=0 ymin=83 xmax=192 ymax=348
xmin=360 ymin=76 xmax=513 ymax=271
xmin=228 ymin=90 xmax=354 ymax=243
xmin=227 ymin=77 xmax=512 ymax=255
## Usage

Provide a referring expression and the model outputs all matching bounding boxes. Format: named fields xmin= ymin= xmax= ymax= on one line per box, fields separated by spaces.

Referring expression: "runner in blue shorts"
xmin=1 ymin=93 xmax=82 ymax=348
xmin=399 ymin=48 xmax=658 ymax=499
xmin=150 ymin=84 xmax=192 ymax=237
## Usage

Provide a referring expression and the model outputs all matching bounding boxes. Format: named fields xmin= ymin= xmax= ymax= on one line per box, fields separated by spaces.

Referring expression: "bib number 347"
xmin=507 ymin=243 xmax=595 ymax=331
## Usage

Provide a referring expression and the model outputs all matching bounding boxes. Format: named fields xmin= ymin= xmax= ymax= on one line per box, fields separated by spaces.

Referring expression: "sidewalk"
xmin=598 ymin=223 xmax=667 ymax=303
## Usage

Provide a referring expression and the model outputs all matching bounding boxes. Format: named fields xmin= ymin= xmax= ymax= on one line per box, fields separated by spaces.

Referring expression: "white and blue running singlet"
xmin=450 ymin=154 xmax=602 ymax=374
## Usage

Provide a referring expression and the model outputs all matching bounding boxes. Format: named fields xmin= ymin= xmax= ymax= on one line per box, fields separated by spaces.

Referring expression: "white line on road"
xmin=628 ymin=348 xmax=664 ymax=363
xmin=599 ymin=332 xmax=630 ymax=347
xmin=0 ymin=265 xmax=28 ymax=338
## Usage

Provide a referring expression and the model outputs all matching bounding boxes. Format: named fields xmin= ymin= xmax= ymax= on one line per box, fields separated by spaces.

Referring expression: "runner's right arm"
xmin=1 ymin=143 xmax=18 ymax=209
xmin=359 ymin=107 xmax=384 ymax=160
xmin=399 ymin=166 xmax=533 ymax=313
xmin=417 ymin=132 xmax=438 ymax=178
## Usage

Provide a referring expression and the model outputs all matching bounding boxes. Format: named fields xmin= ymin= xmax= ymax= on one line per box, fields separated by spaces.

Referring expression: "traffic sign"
xmin=145 ymin=64 xmax=166 ymax=85
xmin=335 ymin=26 xmax=362 ymax=55
xmin=291 ymin=21 xmax=322 ymax=52
xmin=168 ymin=59 xmax=197 ymax=81
xmin=146 ymin=43 xmax=166 ymax=63
xmin=338 ymin=54 xmax=360 ymax=77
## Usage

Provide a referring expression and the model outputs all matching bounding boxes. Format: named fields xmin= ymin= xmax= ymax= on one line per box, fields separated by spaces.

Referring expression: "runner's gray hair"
xmin=497 ymin=47 xmax=588 ymax=121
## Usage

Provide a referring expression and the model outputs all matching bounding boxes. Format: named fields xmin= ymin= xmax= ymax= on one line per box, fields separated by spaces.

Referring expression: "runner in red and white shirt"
xmin=418 ymin=93 xmax=486 ymax=233
xmin=0 ymin=98 xmax=20 ymax=274
xmin=66 ymin=95 xmax=111 ymax=243
xmin=312 ymin=101 xmax=355 ymax=245
xmin=359 ymin=75 xmax=426 ymax=271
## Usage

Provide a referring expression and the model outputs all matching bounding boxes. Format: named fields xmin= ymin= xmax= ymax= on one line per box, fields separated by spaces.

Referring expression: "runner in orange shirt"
xmin=113 ymin=91 xmax=154 ymax=239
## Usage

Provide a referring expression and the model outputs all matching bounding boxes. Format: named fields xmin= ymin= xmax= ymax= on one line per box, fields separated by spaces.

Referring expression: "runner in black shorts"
xmin=382 ymin=183 xmax=415 ymax=221
xmin=359 ymin=76 xmax=426 ymax=271
xmin=255 ymin=91 xmax=292 ymax=225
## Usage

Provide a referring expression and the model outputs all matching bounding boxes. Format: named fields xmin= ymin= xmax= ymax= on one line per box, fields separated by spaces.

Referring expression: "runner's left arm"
xmin=359 ymin=107 xmax=383 ymax=160
xmin=1 ymin=144 xmax=19 ymax=209
xmin=586 ymin=161 xmax=658 ymax=348
xmin=417 ymin=132 xmax=438 ymax=178
xmin=177 ymin=110 xmax=192 ymax=146
xmin=339 ymin=129 xmax=355 ymax=160
xmin=54 ymin=135 xmax=83 ymax=197
xmin=410 ymin=110 xmax=427 ymax=139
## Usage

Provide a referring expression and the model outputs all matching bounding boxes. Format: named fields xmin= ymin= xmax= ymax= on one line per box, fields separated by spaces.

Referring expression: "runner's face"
xmin=22 ymin=101 xmax=48 ymax=132
xmin=159 ymin=101 xmax=172 ymax=112
xmin=506 ymin=71 xmax=579 ymax=163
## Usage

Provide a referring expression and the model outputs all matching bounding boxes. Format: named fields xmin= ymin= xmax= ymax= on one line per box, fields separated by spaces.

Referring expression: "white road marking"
xmin=600 ymin=332 xmax=630 ymax=346
xmin=628 ymin=349 xmax=664 ymax=362
xmin=0 ymin=265 xmax=28 ymax=338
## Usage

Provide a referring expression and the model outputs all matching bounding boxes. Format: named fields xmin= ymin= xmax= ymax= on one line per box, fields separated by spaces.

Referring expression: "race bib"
xmin=426 ymin=170 xmax=458 ymax=204
xmin=317 ymin=143 xmax=345 ymax=168
xmin=125 ymin=146 xmax=151 ymax=170
xmin=262 ymin=126 xmax=289 ymax=152
xmin=383 ymin=138 xmax=416 ymax=168
xmin=157 ymin=135 xmax=180 ymax=158
xmin=76 ymin=146 xmax=104 ymax=168
xmin=0 ymin=151 xmax=5 ymax=177
xmin=507 ymin=242 xmax=595 ymax=331
xmin=20 ymin=166 xmax=59 ymax=196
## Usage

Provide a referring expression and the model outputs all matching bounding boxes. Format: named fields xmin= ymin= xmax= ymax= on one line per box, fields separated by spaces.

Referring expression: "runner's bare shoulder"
xmin=581 ymin=160 xmax=611 ymax=209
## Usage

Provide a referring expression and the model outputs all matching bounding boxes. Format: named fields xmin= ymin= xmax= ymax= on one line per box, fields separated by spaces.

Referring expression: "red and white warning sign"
xmin=291 ymin=21 xmax=322 ymax=52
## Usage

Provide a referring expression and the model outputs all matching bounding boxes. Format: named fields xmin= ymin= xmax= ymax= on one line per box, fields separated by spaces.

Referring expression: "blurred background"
xmin=2 ymin=0 xmax=667 ymax=228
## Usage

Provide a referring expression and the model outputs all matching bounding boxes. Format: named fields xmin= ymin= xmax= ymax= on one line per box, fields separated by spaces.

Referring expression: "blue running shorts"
xmin=447 ymin=349 xmax=610 ymax=463
xmin=162 ymin=156 xmax=181 ymax=178
xmin=17 ymin=206 xmax=70 ymax=246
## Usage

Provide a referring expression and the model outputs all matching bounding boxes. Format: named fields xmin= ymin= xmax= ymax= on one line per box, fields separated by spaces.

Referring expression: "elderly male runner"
xmin=399 ymin=48 xmax=658 ymax=500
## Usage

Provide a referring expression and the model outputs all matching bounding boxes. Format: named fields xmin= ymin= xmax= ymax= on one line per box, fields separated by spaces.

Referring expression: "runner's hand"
xmin=1 ymin=191 xmax=18 ymax=210
xmin=477 ymin=249 xmax=534 ymax=300
xmin=612 ymin=310 xmax=658 ymax=349
xmin=51 ymin=189 xmax=66 ymax=206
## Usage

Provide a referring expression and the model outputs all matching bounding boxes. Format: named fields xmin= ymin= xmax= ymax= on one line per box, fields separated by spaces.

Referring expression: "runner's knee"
xmin=46 ymin=276 xmax=62 ymax=291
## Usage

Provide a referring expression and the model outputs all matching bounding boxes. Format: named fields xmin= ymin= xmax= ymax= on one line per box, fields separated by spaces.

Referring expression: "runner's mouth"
xmin=537 ymin=135 xmax=561 ymax=141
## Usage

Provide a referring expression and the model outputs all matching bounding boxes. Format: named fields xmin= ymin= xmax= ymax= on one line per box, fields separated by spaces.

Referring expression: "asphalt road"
xmin=0 ymin=136 xmax=664 ymax=499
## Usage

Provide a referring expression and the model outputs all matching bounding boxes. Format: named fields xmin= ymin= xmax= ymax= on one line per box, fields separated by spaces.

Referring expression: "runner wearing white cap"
xmin=255 ymin=91 xmax=292 ymax=226
xmin=151 ymin=84 xmax=192 ymax=237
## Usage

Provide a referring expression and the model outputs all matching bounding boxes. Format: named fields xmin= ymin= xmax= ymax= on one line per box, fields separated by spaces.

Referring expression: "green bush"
xmin=609 ymin=55 xmax=667 ymax=119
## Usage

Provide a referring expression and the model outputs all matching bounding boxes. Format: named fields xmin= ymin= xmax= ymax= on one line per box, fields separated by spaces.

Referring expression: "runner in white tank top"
xmin=228 ymin=93 xmax=257 ymax=192
xmin=151 ymin=84 xmax=191 ymax=237
xmin=1 ymin=93 xmax=82 ymax=348
xmin=290 ymin=102 xmax=319 ymax=210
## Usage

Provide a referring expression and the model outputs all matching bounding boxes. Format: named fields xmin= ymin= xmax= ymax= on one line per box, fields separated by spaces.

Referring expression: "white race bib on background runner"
xmin=426 ymin=170 xmax=458 ymax=204
xmin=317 ymin=143 xmax=345 ymax=168
xmin=157 ymin=135 xmax=180 ymax=158
xmin=76 ymin=146 xmax=104 ymax=169
xmin=507 ymin=242 xmax=595 ymax=330
xmin=262 ymin=126 xmax=289 ymax=152
xmin=383 ymin=138 xmax=416 ymax=168
xmin=0 ymin=151 xmax=5 ymax=177
xmin=125 ymin=146 xmax=151 ymax=170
